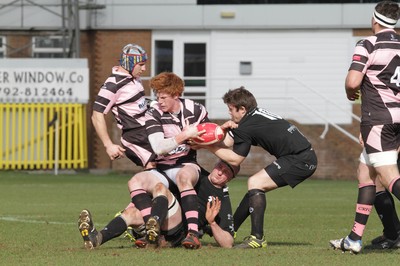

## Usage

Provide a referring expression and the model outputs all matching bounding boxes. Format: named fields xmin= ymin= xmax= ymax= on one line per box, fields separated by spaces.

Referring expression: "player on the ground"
xmin=77 ymin=177 xmax=183 ymax=249
xmin=77 ymin=160 xmax=239 ymax=249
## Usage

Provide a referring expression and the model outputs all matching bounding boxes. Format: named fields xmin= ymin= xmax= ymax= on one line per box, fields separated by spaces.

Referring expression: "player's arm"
xmin=345 ymin=70 xmax=363 ymax=101
xmin=217 ymin=121 xmax=236 ymax=148
xmin=91 ymin=110 xmax=125 ymax=160
xmin=205 ymin=145 xmax=245 ymax=167
xmin=148 ymin=126 xmax=205 ymax=155
xmin=206 ymin=197 xmax=234 ymax=248
xmin=220 ymin=130 xmax=234 ymax=148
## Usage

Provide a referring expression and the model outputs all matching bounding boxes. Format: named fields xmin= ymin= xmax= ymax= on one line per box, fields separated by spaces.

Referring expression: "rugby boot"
xmin=181 ymin=232 xmax=201 ymax=249
xmin=77 ymin=209 xmax=100 ymax=250
xmin=329 ymin=236 xmax=362 ymax=254
xmin=367 ymin=234 xmax=400 ymax=249
xmin=371 ymin=234 xmax=386 ymax=245
xmin=234 ymin=235 xmax=267 ymax=249
xmin=135 ymin=236 xmax=148 ymax=248
xmin=146 ymin=216 xmax=161 ymax=245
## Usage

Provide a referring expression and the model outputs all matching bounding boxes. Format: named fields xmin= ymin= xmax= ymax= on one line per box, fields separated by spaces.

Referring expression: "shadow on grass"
xmin=362 ymin=245 xmax=400 ymax=254
xmin=266 ymin=241 xmax=312 ymax=246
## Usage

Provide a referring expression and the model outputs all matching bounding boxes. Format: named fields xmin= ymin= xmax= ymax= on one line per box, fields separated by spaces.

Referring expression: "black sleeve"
xmin=215 ymin=186 xmax=234 ymax=236
xmin=196 ymin=177 xmax=234 ymax=237
xmin=232 ymin=136 xmax=252 ymax=157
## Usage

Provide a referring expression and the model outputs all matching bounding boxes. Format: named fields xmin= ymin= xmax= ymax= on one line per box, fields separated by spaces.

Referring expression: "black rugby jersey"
xmin=195 ymin=174 xmax=234 ymax=236
xmin=232 ymin=107 xmax=311 ymax=158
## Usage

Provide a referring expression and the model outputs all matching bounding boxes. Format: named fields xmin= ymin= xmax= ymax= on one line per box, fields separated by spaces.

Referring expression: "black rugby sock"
xmin=130 ymin=189 xmax=152 ymax=223
xmin=180 ymin=189 xmax=199 ymax=234
xmin=100 ymin=216 xmax=127 ymax=244
xmin=233 ymin=192 xmax=250 ymax=232
xmin=248 ymin=189 xmax=266 ymax=240
xmin=390 ymin=178 xmax=400 ymax=201
xmin=151 ymin=195 xmax=169 ymax=225
xmin=374 ymin=190 xmax=400 ymax=240
xmin=349 ymin=183 xmax=375 ymax=241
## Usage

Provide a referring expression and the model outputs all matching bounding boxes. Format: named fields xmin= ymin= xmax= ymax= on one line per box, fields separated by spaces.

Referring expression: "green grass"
xmin=0 ymin=171 xmax=399 ymax=265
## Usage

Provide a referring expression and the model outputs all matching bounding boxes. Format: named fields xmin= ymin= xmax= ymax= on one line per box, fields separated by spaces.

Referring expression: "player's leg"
xmin=371 ymin=178 xmax=400 ymax=249
xmin=145 ymin=183 xmax=170 ymax=245
xmin=98 ymin=206 xmax=145 ymax=246
xmin=127 ymin=170 xmax=161 ymax=223
xmin=233 ymin=192 xmax=250 ymax=233
xmin=136 ymin=185 xmax=183 ymax=248
xmin=365 ymin=124 xmax=400 ymax=202
xmin=330 ymin=156 xmax=375 ymax=254
xmin=77 ymin=206 xmax=144 ymax=250
xmin=174 ymin=164 xmax=202 ymax=249
xmin=235 ymin=150 xmax=316 ymax=249
xmin=365 ymin=125 xmax=400 ymax=248
xmin=234 ymin=168 xmax=274 ymax=249
xmin=115 ymin=202 xmax=146 ymax=243
xmin=331 ymin=124 xmax=399 ymax=253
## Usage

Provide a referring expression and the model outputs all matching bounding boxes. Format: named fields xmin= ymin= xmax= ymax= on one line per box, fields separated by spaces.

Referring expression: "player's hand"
xmin=206 ymin=196 xmax=221 ymax=225
xmin=358 ymin=133 xmax=364 ymax=147
xmin=105 ymin=144 xmax=126 ymax=160
xmin=183 ymin=125 xmax=206 ymax=140
xmin=187 ymin=141 xmax=203 ymax=150
xmin=346 ymin=89 xmax=360 ymax=101
xmin=220 ymin=120 xmax=238 ymax=130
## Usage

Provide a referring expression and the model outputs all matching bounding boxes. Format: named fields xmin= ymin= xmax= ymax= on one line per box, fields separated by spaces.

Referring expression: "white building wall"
xmin=0 ymin=1 xmax=371 ymax=125
xmin=0 ymin=2 xmax=378 ymax=30
xmin=207 ymin=29 xmax=354 ymax=124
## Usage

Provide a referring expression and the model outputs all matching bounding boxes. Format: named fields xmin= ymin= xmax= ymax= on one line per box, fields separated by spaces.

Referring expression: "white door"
xmin=152 ymin=31 xmax=210 ymax=107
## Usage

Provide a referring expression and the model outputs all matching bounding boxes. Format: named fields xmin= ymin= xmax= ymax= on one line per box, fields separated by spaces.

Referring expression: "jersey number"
xmin=390 ymin=66 xmax=400 ymax=87
xmin=253 ymin=109 xmax=282 ymax=120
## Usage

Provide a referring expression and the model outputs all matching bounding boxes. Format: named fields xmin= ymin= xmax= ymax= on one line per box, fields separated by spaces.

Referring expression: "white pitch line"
xmin=0 ymin=216 xmax=74 ymax=225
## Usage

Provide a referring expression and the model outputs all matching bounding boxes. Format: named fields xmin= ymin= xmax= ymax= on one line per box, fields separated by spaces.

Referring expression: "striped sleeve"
xmin=349 ymin=37 xmax=375 ymax=73
xmin=145 ymin=107 xmax=163 ymax=135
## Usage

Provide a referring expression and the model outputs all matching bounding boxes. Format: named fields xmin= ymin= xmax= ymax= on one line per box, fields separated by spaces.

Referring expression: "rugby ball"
xmin=191 ymin=122 xmax=225 ymax=145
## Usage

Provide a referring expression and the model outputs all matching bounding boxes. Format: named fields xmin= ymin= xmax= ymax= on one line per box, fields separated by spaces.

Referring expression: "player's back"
xmin=358 ymin=30 xmax=400 ymax=124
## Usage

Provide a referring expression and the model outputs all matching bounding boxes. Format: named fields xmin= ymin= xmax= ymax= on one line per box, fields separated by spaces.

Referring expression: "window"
xmin=32 ymin=36 xmax=68 ymax=58
xmin=183 ymin=43 xmax=207 ymax=106
xmin=184 ymin=43 xmax=206 ymax=86
xmin=153 ymin=34 xmax=208 ymax=108
xmin=155 ymin=40 xmax=173 ymax=74
xmin=0 ymin=37 xmax=5 ymax=58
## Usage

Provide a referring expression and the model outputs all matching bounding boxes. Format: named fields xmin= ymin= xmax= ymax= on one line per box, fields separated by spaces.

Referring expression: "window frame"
xmin=32 ymin=36 xmax=68 ymax=58
xmin=0 ymin=36 xmax=6 ymax=58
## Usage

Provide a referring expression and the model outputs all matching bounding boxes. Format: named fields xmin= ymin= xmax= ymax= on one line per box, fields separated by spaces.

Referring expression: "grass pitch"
xmin=0 ymin=171 xmax=399 ymax=265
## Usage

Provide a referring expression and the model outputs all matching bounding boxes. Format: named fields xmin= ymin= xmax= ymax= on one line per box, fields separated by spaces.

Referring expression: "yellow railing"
xmin=0 ymin=103 xmax=88 ymax=170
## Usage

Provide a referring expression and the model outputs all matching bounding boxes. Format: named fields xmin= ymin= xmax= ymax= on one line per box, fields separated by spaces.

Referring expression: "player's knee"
xmin=154 ymin=182 xmax=167 ymax=193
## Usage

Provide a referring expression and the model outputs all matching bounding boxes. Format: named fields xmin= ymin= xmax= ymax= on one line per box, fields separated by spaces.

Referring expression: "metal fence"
xmin=0 ymin=103 xmax=87 ymax=170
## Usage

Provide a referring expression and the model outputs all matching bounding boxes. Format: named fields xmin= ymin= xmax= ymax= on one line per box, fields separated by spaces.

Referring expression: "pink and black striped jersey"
xmin=349 ymin=29 xmax=400 ymax=125
xmin=145 ymin=98 xmax=209 ymax=166
xmin=93 ymin=66 xmax=148 ymax=131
